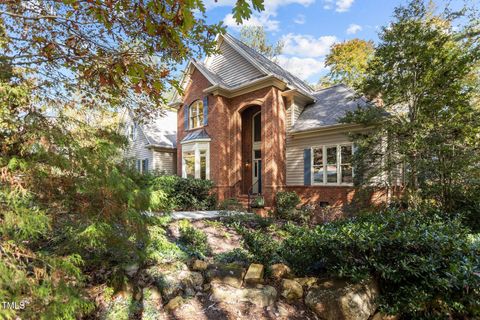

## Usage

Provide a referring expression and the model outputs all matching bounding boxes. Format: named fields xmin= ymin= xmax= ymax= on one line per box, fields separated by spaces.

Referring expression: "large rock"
xmin=305 ymin=278 xmax=379 ymax=320
xmin=206 ymin=263 xmax=246 ymax=288
xmin=270 ymin=263 xmax=293 ymax=280
xmin=191 ymin=259 xmax=208 ymax=271
xmin=165 ymin=296 xmax=184 ymax=311
xmin=142 ymin=287 xmax=167 ymax=320
xmin=146 ymin=267 xmax=203 ymax=300
xmin=294 ymin=277 xmax=318 ymax=288
xmin=244 ymin=263 xmax=264 ymax=286
xmin=281 ymin=279 xmax=303 ymax=301
xmin=211 ymin=283 xmax=277 ymax=307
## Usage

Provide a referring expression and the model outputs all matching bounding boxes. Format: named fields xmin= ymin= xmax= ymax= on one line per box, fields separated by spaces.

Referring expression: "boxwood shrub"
xmin=148 ymin=175 xmax=216 ymax=211
xmin=280 ymin=209 xmax=480 ymax=318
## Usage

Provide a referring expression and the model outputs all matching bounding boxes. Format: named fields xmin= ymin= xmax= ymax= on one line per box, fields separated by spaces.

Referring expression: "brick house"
xmin=170 ymin=33 xmax=372 ymax=212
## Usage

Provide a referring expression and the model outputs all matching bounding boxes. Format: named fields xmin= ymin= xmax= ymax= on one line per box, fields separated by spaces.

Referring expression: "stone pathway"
xmin=171 ymin=210 xmax=250 ymax=220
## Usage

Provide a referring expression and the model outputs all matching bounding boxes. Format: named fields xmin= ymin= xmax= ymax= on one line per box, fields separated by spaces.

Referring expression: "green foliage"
xmin=322 ymin=38 xmax=375 ymax=88
xmin=144 ymin=224 xmax=188 ymax=264
xmin=250 ymin=195 xmax=265 ymax=208
xmin=214 ymin=248 xmax=253 ymax=266
xmin=275 ymin=191 xmax=313 ymax=222
xmin=343 ymin=0 xmax=480 ymax=217
xmin=239 ymin=25 xmax=283 ymax=61
xmin=149 ymin=175 xmax=216 ymax=211
xmin=280 ymin=210 xmax=480 ymax=318
xmin=178 ymin=220 xmax=210 ymax=257
xmin=276 ymin=191 xmax=300 ymax=218
xmin=0 ymin=1 xmax=265 ymax=117
xmin=239 ymin=228 xmax=281 ymax=266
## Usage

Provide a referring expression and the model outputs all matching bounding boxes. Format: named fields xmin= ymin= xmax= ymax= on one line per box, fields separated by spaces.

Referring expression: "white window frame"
xmin=311 ymin=144 xmax=354 ymax=186
xmin=181 ymin=141 xmax=210 ymax=180
xmin=128 ymin=123 xmax=137 ymax=141
xmin=189 ymin=100 xmax=204 ymax=130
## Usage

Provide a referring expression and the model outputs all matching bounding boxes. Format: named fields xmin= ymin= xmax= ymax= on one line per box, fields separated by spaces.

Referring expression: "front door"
xmin=252 ymin=149 xmax=262 ymax=194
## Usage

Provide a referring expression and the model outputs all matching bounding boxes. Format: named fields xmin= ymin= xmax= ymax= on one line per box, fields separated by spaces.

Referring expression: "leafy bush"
xmin=149 ymin=175 xmax=216 ymax=211
xmin=178 ymin=220 xmax=210 ymax=257
xmin=214 ymin=248 xmax=253 ymax=266
xmin=240 ymin=228 xmax=281 ymax=266
xmin=280 ymin=209 xmax=480 ymax=318
xmin=276 ymin=191 xmax=300 ymax=219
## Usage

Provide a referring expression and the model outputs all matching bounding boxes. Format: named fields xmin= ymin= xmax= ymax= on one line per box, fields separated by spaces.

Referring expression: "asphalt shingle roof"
xmin=292 ymin=84 xmax=369 ymax=132
xmin=180 ymin=128 xmax=211 ymax=143
xmin=142 ymin=110 xmax=177 ymax=148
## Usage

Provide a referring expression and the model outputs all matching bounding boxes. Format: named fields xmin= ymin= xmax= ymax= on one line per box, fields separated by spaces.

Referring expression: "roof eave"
xmin=291 ymin=123 xmax=366 ymax=135
xmin=203 ymin=75 xmax=287 ymax=98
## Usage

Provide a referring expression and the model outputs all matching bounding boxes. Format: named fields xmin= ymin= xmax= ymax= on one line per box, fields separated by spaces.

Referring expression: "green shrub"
xmin=280 ymin=209 xmax=480 ymax=318
xmin=149 ymin=175 xmax=216 ymax=211
xmin=240 ymin=228 xmax=281 ymax=266
xmin=276 ymin=191 xmax=313 ymax=222
xmin=178 ymin=220 xmax=210 ymax=257
xmin=214 ymin=248 xmax=253 ymax=266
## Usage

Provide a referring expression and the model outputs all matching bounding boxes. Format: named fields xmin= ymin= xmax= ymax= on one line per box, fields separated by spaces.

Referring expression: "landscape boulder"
xmin=281 ymin=279 xmax=303 ymax=301
xmin=244 ymin=263 xmax=264 ymax=286
xmin=146 ymin=267 xmax=203 ymax=300
xmin=206 ymin=263 xmax=246 ymax=288
xmin=191 ymin=259 xmax=208 ymax=271
xmin=270 ymin=263 xmax=293 ymax=280
xmin=141 ymin=287 xmax=167 ymax=320
xmin=294 ymin=277 xmax=318 ymax=288
xmin=305 ymin=278 xmax=379 ymax=320
xmin=211 ymin=283 xmax=277 ymax=307
xmin=165 ymin=296 xmax=184 ymax=312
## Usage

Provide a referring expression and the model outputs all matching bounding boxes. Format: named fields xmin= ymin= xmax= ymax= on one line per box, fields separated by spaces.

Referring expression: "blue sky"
xmin=198 ymin=0 xmax=442 ymax=84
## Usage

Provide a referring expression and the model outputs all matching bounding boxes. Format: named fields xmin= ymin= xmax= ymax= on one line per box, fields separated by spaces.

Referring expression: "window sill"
xmin=185 ymin=125 xmax=207 ymax=131
xmin=311 ymin=183 xmax=354 ymax=187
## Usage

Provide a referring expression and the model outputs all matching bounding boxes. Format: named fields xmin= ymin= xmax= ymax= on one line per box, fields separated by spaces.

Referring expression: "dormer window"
xmin=189 ymin=100 xmax=204 ymax=129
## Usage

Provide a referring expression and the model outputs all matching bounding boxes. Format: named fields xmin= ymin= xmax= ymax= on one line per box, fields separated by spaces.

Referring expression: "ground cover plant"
xmin=280 ymin=209 xmax=480 ymax=318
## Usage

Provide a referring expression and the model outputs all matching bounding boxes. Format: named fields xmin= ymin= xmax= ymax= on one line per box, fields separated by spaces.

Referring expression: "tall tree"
xmin=239 ymin=26 xmax=283 ymax=61
xmin=320 ymin=39 xmax=374 ymax=88
xmin=0 ymin=0 xmax=265 ymax=118
xmin=343 ymin=0 xmax=480 ymax=213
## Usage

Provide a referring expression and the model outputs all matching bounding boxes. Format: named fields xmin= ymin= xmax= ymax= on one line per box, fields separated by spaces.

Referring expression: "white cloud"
xmin=223 ymin=0 xmax=314 ymax=32
xmin=323 ymin=0 xmax=355 ymax=12
xmin=281 ymin=33 xmax=337 ymax=58
xmin=277 ymin=55 xmax=326 ymax=80
xmin=294 ymin=14 xmax=306 ymax=25
xmin=335 ymin=0 xmax=355 ymax=12
xmin=346 ymin=23 xmax=362 ymax=34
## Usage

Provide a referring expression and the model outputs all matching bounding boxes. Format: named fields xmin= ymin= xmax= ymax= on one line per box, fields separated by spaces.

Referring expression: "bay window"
xmin=311 ymin=144 xmax=354 ymax=185
xmin=182 ymin=142 xmax=210 ymax=180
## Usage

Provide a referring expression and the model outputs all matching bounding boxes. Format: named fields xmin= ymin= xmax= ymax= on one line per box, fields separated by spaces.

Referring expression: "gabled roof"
xmin=136 ymin=110 xmax=177 ymax=149
xmin=222 ymin=33 xmax=314 ymax=95
xmin=292 ymin=84 xmax=369 ymax=133
xmin=171 ymin=33 xmax=315 ymax=105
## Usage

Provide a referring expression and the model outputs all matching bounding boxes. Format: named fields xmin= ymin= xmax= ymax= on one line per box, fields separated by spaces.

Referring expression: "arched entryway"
xmin=240 ymin=105 xmax=262 ymax=194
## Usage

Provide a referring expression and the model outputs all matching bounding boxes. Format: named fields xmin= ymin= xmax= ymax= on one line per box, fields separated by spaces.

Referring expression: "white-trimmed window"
xmin=189 ymin=100 xmax=204 ymax=129
xmin=128 ymin=123 xmax=137 ymax=141
xmin=182 ymin=142 xmax=210 ymax=180
xmin=312 ymin=144 xmax=354 ymax=185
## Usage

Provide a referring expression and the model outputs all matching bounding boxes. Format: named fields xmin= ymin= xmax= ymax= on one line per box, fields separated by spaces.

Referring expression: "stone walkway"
xmin=171 ymin=210 xmax=250 ymax=220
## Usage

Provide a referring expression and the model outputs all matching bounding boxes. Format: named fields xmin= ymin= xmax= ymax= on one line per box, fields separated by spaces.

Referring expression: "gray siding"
xmin=286 ymin=131 xmax=353 ymax=185
xmin=206 ymin=41 xmax=264 ymax=87
xmin=152 ymin=150 xmax=177 ymax=175
xmin=125 ymin=124 xmax=154 ymax=169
